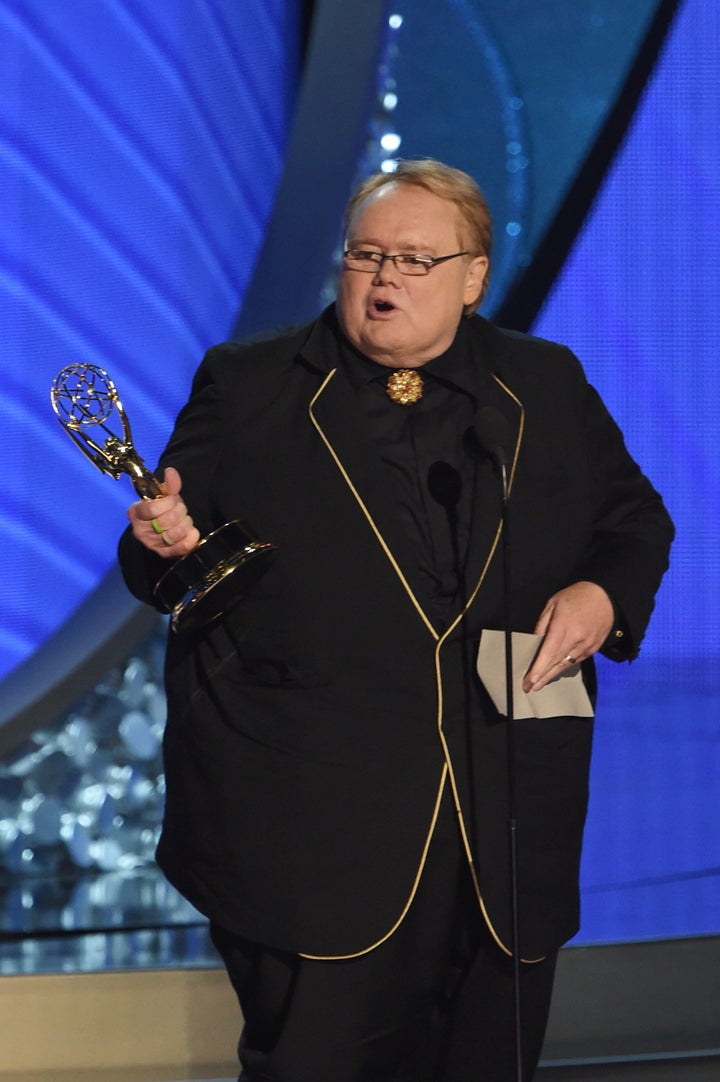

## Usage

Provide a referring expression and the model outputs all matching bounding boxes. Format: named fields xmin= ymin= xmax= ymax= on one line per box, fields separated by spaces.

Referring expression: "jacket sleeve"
xmin=572 ymin=378 xmax=674 ymax=661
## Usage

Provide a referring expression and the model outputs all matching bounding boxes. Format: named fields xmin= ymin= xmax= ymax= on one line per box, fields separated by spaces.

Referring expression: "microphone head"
xmin=470 ymin=406 xmax=512 ymax=466
xmin=427 ymin=461 xmax=462 ymax=509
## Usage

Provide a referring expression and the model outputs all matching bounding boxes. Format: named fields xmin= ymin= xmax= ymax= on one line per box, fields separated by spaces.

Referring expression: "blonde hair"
xmin=343 ymin=159 xmax=492 ymax=312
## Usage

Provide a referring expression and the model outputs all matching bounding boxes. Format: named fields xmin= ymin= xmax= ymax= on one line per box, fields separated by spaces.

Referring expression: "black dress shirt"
xmin=340 ymin=320 xmax=483 ymax=629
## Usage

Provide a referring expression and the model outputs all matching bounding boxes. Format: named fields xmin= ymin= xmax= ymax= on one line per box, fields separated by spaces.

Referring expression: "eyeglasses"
xmin=342 ymin=249 xmax=469 ymax=276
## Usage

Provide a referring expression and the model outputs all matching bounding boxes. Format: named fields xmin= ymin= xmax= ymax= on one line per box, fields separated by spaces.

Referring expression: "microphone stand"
xmin=497 ymin=454 xmax=523 ymax=1082
xmin=470 ymin=408 xmax=522 ymax=1078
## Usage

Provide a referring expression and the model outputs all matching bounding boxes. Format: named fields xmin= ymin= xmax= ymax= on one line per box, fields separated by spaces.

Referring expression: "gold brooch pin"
xmin=386 ymin=368 xmax=424 ymax=405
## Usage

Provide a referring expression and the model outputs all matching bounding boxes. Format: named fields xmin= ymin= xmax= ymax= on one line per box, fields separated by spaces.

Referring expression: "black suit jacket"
xmin=118 ymin=306 xmax=673 ymax=960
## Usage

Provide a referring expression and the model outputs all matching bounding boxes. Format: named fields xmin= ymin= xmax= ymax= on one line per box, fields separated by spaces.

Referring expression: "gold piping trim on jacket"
xmin=433 ymin=379 xmax=544 ymax=963
xmin=299 ymin=764 xmax=449 ymax=960
xmin=308 ymin=369 xmax=439 ymax=640
xmin=433 ymin=522 xmax=514 ymax=955
xmin=307 ymin=365 xmax=543 ymax=963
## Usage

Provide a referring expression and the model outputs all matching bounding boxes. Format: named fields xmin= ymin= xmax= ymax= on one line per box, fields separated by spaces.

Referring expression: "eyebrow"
xmin=347 ymin=236 xmax=438 ymax=253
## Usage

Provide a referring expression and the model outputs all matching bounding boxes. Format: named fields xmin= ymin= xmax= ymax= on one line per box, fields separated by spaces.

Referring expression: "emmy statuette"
xmin=51 ymin=363 xmax=275 ymax=633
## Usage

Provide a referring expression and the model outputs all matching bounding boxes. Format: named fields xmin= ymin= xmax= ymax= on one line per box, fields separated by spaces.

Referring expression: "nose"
xmin=372 ymin=254 xmax=403 ymax=284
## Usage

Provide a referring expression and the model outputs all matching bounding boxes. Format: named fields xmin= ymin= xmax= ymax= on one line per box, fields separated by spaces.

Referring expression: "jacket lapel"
xmin=462 ymin=372 xmax=524 ymax=614
xmin=301 ymin=315 xmax=440 ymax=638
xmin=298 ymin=310 xmax=525 ymax=638
xmin=445 ymin=320 xmax=525 ymax=631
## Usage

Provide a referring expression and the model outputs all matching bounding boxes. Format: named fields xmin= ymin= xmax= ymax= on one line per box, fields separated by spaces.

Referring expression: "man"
xmin=119 ymin=160 xmax=673 ymax=1081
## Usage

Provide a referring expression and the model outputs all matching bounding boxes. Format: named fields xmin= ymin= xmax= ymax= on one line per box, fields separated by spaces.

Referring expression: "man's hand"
xmin=127 ymin=466 xmax=200 ymax=557
xmin=522 ymin=581 xmax=614 ymax=693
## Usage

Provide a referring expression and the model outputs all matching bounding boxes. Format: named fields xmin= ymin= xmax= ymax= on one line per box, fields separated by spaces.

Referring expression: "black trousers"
xmin=210 ymin=797 xmax=558 ymax=1082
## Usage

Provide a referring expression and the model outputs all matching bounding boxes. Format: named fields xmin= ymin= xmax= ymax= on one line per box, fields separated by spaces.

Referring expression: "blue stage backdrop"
xmin=533 ymin=0 xmax=720 ymax=942
xmin=0 ymin=0 xmax=302 ymax=681
xmin=1 ymin=0 xmax=718 ymax=948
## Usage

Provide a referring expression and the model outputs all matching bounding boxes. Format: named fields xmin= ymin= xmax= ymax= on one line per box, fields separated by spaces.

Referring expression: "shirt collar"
xmin=338 ymin=315 xmax=481 ymax=399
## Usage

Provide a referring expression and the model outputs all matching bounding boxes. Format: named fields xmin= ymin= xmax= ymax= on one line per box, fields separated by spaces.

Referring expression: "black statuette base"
xmin=153 ymin=519 xmax=276 ymax=634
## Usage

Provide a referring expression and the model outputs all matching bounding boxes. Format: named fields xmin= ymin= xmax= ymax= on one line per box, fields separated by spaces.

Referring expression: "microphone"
xmin=427 ymin=461 xmax=462 ymax=511
xmin=427 ymin=462 xmax=463 ymax=607
xmin=470 ymin=405 xmax=512 ymax=470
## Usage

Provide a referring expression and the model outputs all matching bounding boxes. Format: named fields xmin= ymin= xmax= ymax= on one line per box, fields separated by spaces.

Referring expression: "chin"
xmin=362 ymin=341 xmax=411 ymax=368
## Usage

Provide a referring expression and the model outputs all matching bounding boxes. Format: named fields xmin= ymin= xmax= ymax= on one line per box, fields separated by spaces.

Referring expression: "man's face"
xmin=337 ymin=183 xmax=488 ymax=369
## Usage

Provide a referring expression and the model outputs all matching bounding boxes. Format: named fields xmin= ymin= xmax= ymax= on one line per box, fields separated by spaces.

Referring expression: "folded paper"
xmin=477 ymin=629 xmax=594 ymax=719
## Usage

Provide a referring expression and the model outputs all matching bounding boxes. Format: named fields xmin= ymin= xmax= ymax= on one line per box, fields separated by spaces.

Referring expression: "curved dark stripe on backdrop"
xmin=495 ymin=0 xmax=682 ymax=334
xmin=233 ymin=0 xmax=392 ymax=338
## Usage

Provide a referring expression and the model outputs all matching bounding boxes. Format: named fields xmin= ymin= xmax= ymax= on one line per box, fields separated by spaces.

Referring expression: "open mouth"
xmin=371 ymin=300 xmax=396 ymax=313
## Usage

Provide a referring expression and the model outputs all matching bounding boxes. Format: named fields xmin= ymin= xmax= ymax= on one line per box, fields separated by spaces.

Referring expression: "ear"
xmin=463 ymin=255 xmax=489 ymax=307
